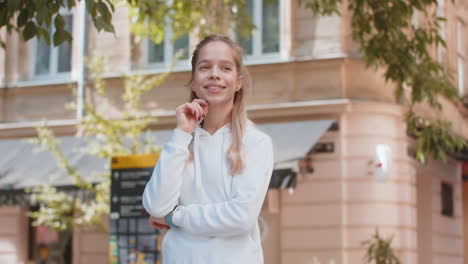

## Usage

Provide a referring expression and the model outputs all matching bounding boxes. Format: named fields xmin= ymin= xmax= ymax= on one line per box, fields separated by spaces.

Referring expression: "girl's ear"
xmin=236 ymin=75 xmax=244 ymax=92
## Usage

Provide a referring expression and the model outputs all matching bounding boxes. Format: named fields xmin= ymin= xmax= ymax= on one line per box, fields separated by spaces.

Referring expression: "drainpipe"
xmin=76 ymin=0 xmax=88 ymax=120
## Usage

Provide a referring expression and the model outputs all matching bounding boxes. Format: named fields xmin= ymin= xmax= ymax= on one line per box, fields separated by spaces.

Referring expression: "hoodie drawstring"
xmin=221 ymin=128 xmax=230 ymax=198
xmin=193 ymin=128 xmax=206 ymax=202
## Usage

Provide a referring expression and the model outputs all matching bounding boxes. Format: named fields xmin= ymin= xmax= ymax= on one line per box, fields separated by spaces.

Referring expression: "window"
xmin=457 ymin=20 xmax=465 ymax=96
xmin=143 ymin=26 xmax=190 ymax=69
xmin=235 ymin=0 xmax=280 ymax=59
xmin=31 ymin=9 xmax=73 ymax=79
xmin=441 ymin=182 xmax=454 ymax=217
xmin=27 ymin=207 xmax=72 ymax=264
xmin=437 ymin=0 xmax=446 ymax=66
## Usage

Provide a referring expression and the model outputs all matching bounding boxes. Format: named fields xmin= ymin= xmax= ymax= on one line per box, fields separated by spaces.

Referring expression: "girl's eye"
xmin=223 ymin=66 xmax=232 ymax=71
xmin=199 ymin=65 xmax=209 ymax=70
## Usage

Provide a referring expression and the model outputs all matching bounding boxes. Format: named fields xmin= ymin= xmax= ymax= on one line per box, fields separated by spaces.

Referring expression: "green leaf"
xmin=0 ymin=6 xmax=8 ymax=26
xmin=22 ymin=21 xmax=37 ymax=41
xmin=63 ymin=30 xmax=73 ymax=44
xmin=17 ymin=9 xmax=29 ymax=28
xmin=53 ymin=29 xmax=67 ymax=46
xmin=92 ymin=16 xmax=104 ymax=31
xmin=67 ymin=0 xmax=76 ymax=10
xmin=7 ymin=0 xmax=19 ymax=14
xmin=54 ymin=14 xmax=65 ymax=29
xmin=49 ymin=1 xmax=60 ymax=14
xmin=97 ymin=2 xmax=112 ymax=21
xmin=107 ymin=0 xmax=115 ymax=12
xmin=38 ymin=26 xmax=51 ymax=45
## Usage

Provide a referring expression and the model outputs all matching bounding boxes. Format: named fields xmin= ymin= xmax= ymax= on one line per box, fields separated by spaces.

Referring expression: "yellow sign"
xmin=111 ymin=153 xmax=160 ymax=169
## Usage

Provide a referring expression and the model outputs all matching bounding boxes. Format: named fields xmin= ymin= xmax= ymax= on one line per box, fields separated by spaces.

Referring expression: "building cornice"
xmin=0 ymin=119 xmax=78 ymax=139
xmin=0 ymin=99 xmax=351 ymax=139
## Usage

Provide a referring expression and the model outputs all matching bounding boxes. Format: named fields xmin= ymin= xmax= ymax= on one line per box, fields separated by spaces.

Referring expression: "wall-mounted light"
xmin=373 ymin=144 xmax=392 ymax=181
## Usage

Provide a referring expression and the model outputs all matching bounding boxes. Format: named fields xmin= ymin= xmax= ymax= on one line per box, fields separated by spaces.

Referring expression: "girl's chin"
xmin=202 ymin=97 xmax=232 ymax=106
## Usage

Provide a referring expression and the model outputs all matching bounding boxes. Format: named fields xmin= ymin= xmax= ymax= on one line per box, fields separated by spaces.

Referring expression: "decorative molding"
xmin=0 ymin=99 xmax=351 ymax=139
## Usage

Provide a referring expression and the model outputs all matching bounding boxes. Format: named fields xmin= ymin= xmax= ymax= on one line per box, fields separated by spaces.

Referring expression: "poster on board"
xmin=109 ymin=154 xmax=162 ymax=264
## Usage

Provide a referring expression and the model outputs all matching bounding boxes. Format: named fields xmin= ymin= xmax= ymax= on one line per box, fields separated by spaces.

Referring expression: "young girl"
xmin=142 ymin=35 xmax=274 ymax=264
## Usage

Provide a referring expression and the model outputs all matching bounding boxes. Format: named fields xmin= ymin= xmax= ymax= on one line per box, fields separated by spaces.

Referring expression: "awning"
xmin=256 ymin=120 xmax=334 ymax=165
xmin=0 ymin=120 xmax=333 ymax=200
xmin=257 ymin=120 xmax=334 ymax=190
xmin=0 ymin=130 xmax=173 ymax=190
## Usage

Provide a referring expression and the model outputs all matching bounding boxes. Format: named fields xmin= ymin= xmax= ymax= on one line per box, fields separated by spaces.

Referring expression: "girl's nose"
xmin=209 ymin=67 xmax=221 ymax=79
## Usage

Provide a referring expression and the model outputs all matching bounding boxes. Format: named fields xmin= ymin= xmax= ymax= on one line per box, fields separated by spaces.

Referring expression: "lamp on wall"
xmin=373 ymin=144 xmax=392 ymax=181
xmin=299 ymin=156 xmax=315 ymax=175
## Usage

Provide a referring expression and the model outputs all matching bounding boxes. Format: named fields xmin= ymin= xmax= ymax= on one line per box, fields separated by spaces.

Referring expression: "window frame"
xmin=138 ymin=0 xmax=289 ymax=72
xmin=141 ymin=23 xmax=191 ymax=70
xmin=440 ymin=181 xmax=454 ymax=217
xmin=457 ymin=19 xmax=465 ymax=96
xmin=437 ymin=0 xmax=447 ymax=65
xmin=234 ymin=0 xmax=284 ymax=64
xmin=29 ymin=7 xmax=74 ymax=81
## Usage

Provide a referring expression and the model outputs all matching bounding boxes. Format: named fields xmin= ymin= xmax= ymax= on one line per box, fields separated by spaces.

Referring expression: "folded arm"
xmin=142 ymin=129 xmax=192 ymax=218
xmin=171 ymin=135 xmax=274 ymax=237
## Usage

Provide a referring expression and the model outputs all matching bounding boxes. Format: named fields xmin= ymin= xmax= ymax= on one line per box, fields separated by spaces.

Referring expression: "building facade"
xmin=0 ymin=0 xmax=468 ymax=263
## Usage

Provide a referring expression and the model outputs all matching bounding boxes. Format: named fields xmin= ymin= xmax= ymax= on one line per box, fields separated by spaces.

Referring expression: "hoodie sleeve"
xmin=171 ymin=134 xmax=274 ymax=237
xmin=142 ymin=128 xmax=193 ymax=218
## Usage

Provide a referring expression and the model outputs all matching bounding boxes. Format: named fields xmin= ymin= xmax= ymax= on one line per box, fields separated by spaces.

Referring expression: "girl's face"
xmin=191 ymin=41 xmax=244 ymax=107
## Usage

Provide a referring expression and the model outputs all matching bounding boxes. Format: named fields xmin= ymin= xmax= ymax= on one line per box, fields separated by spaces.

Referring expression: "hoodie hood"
xmin=193 ymin=124 xmax=231 ymax=202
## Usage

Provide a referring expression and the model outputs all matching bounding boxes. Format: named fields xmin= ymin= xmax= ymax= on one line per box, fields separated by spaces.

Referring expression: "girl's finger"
xmin=194 ymin=99 xmax=208 ymax=114
xmin=194 ymin=102 xmax=203 ymax=120
xmin=200 ymin=100 xmax=208 ymax=115
xmin=187 ymin=103 xmax=195 ymax=117
xmin=156 ymin=223 xmax=166 ymax=230
xmin=184 ymin=103 xmax=196 ymax=119
xmin=193 ymin=102 xmax=204 ymax=121
xmin=151 ymin=223 xmax=161 ymax=229
xmin=194 ymin=103 xmax=202 ymax=120
xmin=193 ymin=99 xmax=208 ymax=107
xmin=187 ymin=103 xmax=197 ymax=120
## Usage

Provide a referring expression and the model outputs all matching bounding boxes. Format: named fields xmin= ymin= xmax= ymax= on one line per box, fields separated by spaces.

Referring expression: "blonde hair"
xmin=187 ymin=35 xmax=251 ymax=175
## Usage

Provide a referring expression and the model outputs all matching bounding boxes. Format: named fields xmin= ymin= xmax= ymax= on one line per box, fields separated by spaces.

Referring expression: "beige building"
xmin=1 ymin=0 xmax=468 ymax=263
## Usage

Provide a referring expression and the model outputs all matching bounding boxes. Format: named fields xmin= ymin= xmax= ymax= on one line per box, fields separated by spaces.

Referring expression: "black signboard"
xmin=109 ymin=154 xmax=162 ymax=264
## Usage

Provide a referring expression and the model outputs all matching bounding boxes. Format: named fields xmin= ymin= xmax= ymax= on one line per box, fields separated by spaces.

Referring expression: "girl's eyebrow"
xmin=197 ymin=59 xmax=234 ymax=66
xmin=197 ymin=59 xmax=209 ymax=65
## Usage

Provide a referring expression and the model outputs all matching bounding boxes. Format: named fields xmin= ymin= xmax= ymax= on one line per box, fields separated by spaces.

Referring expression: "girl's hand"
xmin=176 ymin=99 xmax=208 ymax=134
xmin=149 ymin=216 xmax=170 ymax=230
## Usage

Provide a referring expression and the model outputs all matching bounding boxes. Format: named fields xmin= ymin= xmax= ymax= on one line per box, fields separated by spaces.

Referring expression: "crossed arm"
xmin=142 ymin=129 xmax=274 ymax=237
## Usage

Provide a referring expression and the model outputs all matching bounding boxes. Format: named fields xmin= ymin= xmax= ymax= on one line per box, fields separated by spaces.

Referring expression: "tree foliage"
xmin=362 ymin=228 xmax=401 ymax=264
xmin=300 ymin=0 xmax=466 ymax=162
xmin=0 ymin=0 xmax=254 ymax=47
xmin=27 ymin=56 xmax=169 ymax=231
xmin=127 ymin=0 xmax=255 ymax=44
xmin=0 ymin=0 xmax=115 ymax=48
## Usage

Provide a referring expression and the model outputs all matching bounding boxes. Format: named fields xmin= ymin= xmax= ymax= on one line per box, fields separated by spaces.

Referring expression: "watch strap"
xmin=165 ymin=205 xmax=179 ymax=228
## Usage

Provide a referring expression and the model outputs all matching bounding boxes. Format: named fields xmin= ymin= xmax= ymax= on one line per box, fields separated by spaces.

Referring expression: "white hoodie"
xmin=142 ymin=123 xmax=274 ymax=264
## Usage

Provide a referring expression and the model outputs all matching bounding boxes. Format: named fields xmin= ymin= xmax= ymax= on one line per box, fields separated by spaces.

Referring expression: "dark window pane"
xmin=237 ymin=0 xmax=253 ymax=55
xmin=58 ymin=14 xmax=73 ymax=73
xmin=35 ymin=36 xmax=51 ymax=75
xmin=148 ymin=41 xmax=165 ymax=63
xmin=262 ymin=0 xmax=279 ymax=53
xmin=173 ymin=33 xmax=189 ymax=60
xmin=441 ymin=182 xmax=454 ymax=217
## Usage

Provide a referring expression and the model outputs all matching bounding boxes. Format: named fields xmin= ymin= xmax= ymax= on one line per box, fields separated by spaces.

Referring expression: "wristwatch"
xmin=165 ymin=205 xmax=179 ymax=228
